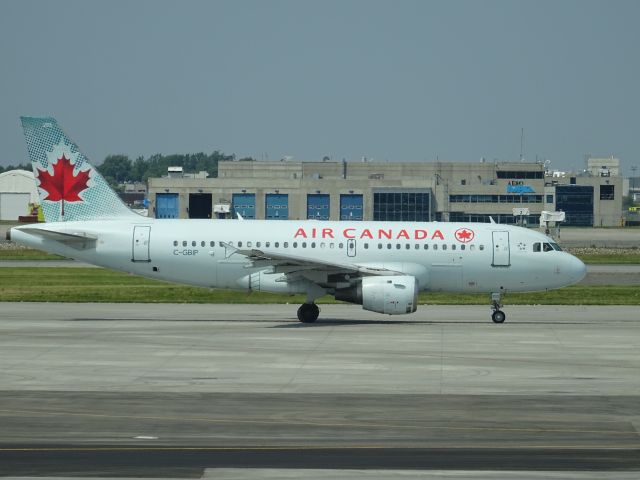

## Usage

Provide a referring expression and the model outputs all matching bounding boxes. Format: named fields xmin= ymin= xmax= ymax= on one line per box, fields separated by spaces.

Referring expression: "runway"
xmin=0 ymin=303 xmax=639 ymax=478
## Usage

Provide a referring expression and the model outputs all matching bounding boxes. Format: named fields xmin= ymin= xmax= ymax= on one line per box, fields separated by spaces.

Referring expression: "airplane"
xmin=7 ymin=117 xmax=587 ymax=324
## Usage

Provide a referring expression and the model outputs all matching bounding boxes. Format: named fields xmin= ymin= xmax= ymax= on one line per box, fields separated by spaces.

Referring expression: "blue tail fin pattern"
xmin=21 ymin=116 xmax=136 ymax=222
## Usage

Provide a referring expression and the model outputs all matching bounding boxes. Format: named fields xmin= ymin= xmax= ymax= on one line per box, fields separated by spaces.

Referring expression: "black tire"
xmin=492 ymin=310 xmax=506 ymax=324
xmin=297 ymin=303 xmax=319 ymax=323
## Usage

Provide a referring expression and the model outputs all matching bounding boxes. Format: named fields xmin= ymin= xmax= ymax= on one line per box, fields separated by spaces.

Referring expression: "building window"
xmin=496 ymin=170 xmax=544 ymax=179
xmin=556 ymin=185 xmax=594 ymax=226
xmin=373 ymin=191 xmax=431 ymax=221
xmin=546 ymin=194 xmax=554 ymax=203
xmin=449 ymin=194 xmax=542 ymax=204
xmin=600 ymin=185 xmax=615 ymax=200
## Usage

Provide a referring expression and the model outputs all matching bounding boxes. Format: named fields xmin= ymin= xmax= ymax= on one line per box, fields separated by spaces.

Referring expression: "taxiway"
xmin=0 ymin=303 xmax=639 ymax=478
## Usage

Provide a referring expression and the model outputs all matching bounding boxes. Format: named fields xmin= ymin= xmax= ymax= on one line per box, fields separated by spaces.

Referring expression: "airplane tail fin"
xmin=20 ymin=116 xmax=138 ymax=222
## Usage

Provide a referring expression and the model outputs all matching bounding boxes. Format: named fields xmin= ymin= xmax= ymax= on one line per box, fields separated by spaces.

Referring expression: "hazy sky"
xmin=1 ymin=0 xmax=638 ymax=174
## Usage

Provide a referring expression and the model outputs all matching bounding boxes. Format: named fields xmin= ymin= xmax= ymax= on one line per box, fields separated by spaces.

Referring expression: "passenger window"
xmin=424 ymin=244 xmax=428 ymax=250
xmin=405 ymin=244 xmax=410 ymax=250
xmin=364 ymin=243 xmax=369 ymax=249
xmin=293 ymin=242 xmax=298 ymax=248
xmin=302 ymin=242 xmax=307 ymax=248
xmin=378 ymin=243 xmax=383 ymax=249
xmin=479 ymin=245 xmax=484 ymax=251
xmin=284 ymin=242 xmax=288 ymax=248
xmin=173 ymin=240 xmax=178 ymax=246
xmin=183 ymin=241 xmax=187 ymax=247
xmin=451 ymin=244 xmax=456 ymax=250
xmin=192 ymin=241 xmax=196 ymax=247
xmin=339 ymin=243 xmax=344 ymax=249
xmin=387 ymin=243 xmax=392 ymax=249
xmin=442 ymin=244 xmax=447 ymax=251
xmin=470 ymin=245 xmax=475 ymax=251
xmin=266 ymin=242 xmax=270 ymax=247
xmin=275 ymin=242 xmax=279 ymax=248
xmin=460 ymin=244 xmax=465 ymax=251
xmin=415 ymin=244 xmax=420 ymax=250
xmin=533 ymin=242 xmax=541 ymax=252
xmin=238 ymin=241 xmax=242 ymax=247
xmin=210 ymin=241 xmax=215 ymax=247
xmin=321 ymin=242 xmax=326 ymax=248
xmin=256 ymin=242 xmax=261 ymax=248
xmin=330 ymin=243 xmax=334 ymax=249
xmin=396 ymin=244 xmax=401 ymax=250
xmin=247 ymin=241 xmax=252 ymax=247
xmin=311 ymin=242 xmax=316 ymax=248
xmin=201 ymin=241 xmax=205 ymax=247
xmin=433 ymin=244 xmax=438 ymax=250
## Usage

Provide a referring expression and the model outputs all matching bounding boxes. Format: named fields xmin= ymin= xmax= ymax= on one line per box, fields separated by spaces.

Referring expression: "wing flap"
xmin=221 ymin=242 xmax=402 ymax=277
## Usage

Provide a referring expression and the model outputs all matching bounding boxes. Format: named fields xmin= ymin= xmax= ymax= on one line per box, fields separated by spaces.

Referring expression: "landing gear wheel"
xmin=491 ymin=310 xmax=506 ymax=324
xmin=297 ymin=303 xmax=319 ymax=323
xmin=490 ymin=292 xmax=506 ymax=324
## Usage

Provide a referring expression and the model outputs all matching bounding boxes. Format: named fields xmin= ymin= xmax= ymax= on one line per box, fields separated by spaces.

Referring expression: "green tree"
xmin=98 ymin=155 xmax=132 ymax=185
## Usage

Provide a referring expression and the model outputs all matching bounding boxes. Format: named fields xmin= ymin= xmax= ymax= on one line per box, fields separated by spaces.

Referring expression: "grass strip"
xmin=0 ymin=267 xmax=638 ymax=305
xmin=1 ymin=248 xmax=640 ymax=263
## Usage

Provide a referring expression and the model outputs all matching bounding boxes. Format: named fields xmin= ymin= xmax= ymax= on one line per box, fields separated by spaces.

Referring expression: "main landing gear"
xmin=297 ymin=303 xmax=320 ymax=323
xmin=491 ymin=292 xmax=506 ymax=324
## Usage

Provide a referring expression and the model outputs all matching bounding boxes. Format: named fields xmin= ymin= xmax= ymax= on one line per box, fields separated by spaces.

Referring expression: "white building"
xmin=0 ymin=169 xmax=38 ymax=220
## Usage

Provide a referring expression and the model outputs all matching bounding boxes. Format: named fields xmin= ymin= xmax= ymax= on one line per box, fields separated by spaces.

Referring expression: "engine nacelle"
xmin=335 ymin=275 xmax=418 ymax=315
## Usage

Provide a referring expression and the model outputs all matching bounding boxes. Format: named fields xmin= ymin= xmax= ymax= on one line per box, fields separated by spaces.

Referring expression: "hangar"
xmin=147 ymin=158 xmax=623 ymax=227
xmin=0 ymin=169 xmax=38 ymax=220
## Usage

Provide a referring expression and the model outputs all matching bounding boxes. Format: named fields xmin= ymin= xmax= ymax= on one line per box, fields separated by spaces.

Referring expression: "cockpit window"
xmin=534 ymin=241 xmax=562 ymax=252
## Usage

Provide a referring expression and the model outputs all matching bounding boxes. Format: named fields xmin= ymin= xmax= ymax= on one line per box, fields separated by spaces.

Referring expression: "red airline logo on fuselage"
xmin=293 ymin=227 xmax=446 ymax=241
xmin=454 ymin=228 xmax=475 ymax=243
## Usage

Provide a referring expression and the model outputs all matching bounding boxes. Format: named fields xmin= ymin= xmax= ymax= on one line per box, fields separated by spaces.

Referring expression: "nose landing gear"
xmin=491 ymin=292 xmax=506 ymax=323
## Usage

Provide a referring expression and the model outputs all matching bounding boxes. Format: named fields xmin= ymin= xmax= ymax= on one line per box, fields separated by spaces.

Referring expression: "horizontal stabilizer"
xmin=19 ymin=227 xmax=97 ymax=249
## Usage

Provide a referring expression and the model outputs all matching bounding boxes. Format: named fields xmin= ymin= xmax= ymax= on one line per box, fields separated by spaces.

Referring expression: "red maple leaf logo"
xmin=455 ymin=228 xmax=474 ymax=243
xmin=37 ymin=154 xmax=90 ymax=216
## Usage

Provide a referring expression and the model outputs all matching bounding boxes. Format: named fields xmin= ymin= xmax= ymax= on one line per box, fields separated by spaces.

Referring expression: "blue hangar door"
xmin=156 ymin=193 xmax=179 ymax=219
xmin=232 ymin=193 xmax=256 ymax=219
xmin=307 ymin=194 xmax=330 ymax=220
xmin=340 ymin=194 xmax=363 ymax=220
xmin=266 ymin=194 xmax=289 ymax=220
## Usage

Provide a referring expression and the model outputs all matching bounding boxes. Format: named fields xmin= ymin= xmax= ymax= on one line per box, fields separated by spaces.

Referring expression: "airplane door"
xmin=346 ymin=239 xmax=356 ymax=257
xmin=492 ymin=231 xmax=510 ymax=267
xmin=132 ymin=226 xmax=151 ymax=262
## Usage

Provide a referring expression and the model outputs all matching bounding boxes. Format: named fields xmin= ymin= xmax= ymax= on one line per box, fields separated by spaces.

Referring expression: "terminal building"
xmin=147 ymin=157 xmax=623 ymax=227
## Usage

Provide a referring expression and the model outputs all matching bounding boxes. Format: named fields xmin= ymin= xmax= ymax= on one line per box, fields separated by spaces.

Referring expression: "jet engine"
xmin=335 ymin=275 xmax=418 ymax=315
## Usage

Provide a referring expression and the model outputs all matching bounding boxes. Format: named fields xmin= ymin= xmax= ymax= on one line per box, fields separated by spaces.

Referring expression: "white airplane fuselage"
xmin=11 ymin=219 xmax=586 ymax=295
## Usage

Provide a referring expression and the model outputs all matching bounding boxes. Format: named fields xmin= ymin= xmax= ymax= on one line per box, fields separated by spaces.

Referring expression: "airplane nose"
xmin=567 ymin=255 xmax=587 ymax=284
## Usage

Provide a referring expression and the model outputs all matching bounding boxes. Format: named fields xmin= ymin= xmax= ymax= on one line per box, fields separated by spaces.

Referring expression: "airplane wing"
xmin=221 ymin=242 xmax=402 ymax=277
xmin=18 ymin=227 xmax=97 ymax=250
